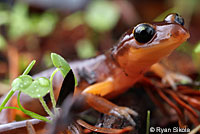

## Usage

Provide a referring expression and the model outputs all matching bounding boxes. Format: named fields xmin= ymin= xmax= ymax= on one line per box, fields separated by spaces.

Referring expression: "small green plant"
xmin=146 ymin=110 xmax=150 ymax=134
xmin=0 ymin=53 xmax=76 ymax=122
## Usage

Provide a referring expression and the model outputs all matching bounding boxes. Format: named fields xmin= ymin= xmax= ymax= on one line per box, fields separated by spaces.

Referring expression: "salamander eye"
xmin=133 ymin=24 xmax=155 ymax=44
xmin=164 ymin=13 xmax=184 ymax=26
xmin=174 ymin=14 xmax=184 ymax=26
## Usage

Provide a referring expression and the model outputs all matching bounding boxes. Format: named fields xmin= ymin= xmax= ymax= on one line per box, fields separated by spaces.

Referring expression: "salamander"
xmin=0 ymin=13 xmax=191 ymax=133
xmin=50 ymin=13 xmax=191 ymax=133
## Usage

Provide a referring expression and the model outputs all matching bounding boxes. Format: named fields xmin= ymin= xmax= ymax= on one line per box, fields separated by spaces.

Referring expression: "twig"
xmin=0 ymin=117 xmax=49 ymax=133
xmin=26 ymin=121 xmax=36 ymax=134
xmin=189 ymin=124 xmax=200 ymax=134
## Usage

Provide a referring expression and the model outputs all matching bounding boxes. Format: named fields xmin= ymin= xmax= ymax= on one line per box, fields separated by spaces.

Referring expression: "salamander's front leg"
xmin=81 ymin=89 xmax=138 ymax=126
xmin=150 ymin=63 xmax=192 ymax=90
xmin=81 ymin=78 xmax=138 ymax=126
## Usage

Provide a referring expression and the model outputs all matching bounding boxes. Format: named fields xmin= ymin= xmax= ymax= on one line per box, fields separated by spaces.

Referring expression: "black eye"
xmin=133 ymin=24 xmax=155 ymax=44
xmin=164 ymin=13 xmax=184 ymax=26
xmin=174 ymin=13 xmax=184 ymax=26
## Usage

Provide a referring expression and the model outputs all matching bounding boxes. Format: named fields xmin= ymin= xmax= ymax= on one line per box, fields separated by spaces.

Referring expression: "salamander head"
xmin=112 ymin=13 xmax=190 ymax=76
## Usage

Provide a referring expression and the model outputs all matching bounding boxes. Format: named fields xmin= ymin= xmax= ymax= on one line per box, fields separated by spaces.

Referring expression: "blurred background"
xmin=0 ymin=0 xmax=200 ymax=95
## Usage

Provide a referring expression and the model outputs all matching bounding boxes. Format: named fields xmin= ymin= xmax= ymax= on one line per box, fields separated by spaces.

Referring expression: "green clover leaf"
xmin=51 ymin=53 xmax=70 ymax=77
xmin=12 ymin=75 xmax=50 ymax=98
xmin=51 ymin=53 xmax=77 ymax=86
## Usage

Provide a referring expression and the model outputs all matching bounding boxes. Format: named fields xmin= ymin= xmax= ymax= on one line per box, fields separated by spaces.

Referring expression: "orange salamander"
xmin=49 ymin=13 xmax=191 ymax=133
xmin=0 ymin=13 xmax=191 ymax=133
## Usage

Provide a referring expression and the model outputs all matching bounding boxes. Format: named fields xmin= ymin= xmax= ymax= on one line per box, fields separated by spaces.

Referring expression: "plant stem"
xmin=0 ymin=89 xmax=15 ymax=112
xmin=0 ymin=60 xmax=36 ymax=112
xmin=49 ymin=68 xmax=59 ymax=115
xmin=17 ymin=91 xmax=51 ymax=122
xmin=3 ymin=106 xmax=21 ymax=111
xmin=39 ymin=97 xmax=54 ymax=118
xmin=146 ymin=110 xmax=150 ymax=134
xmin=22 ymin=60 xmax=36 ymax=75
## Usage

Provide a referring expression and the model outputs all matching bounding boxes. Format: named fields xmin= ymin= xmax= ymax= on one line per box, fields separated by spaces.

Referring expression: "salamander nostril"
xmin=174 ymin=13 xmax=184 ymax=26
